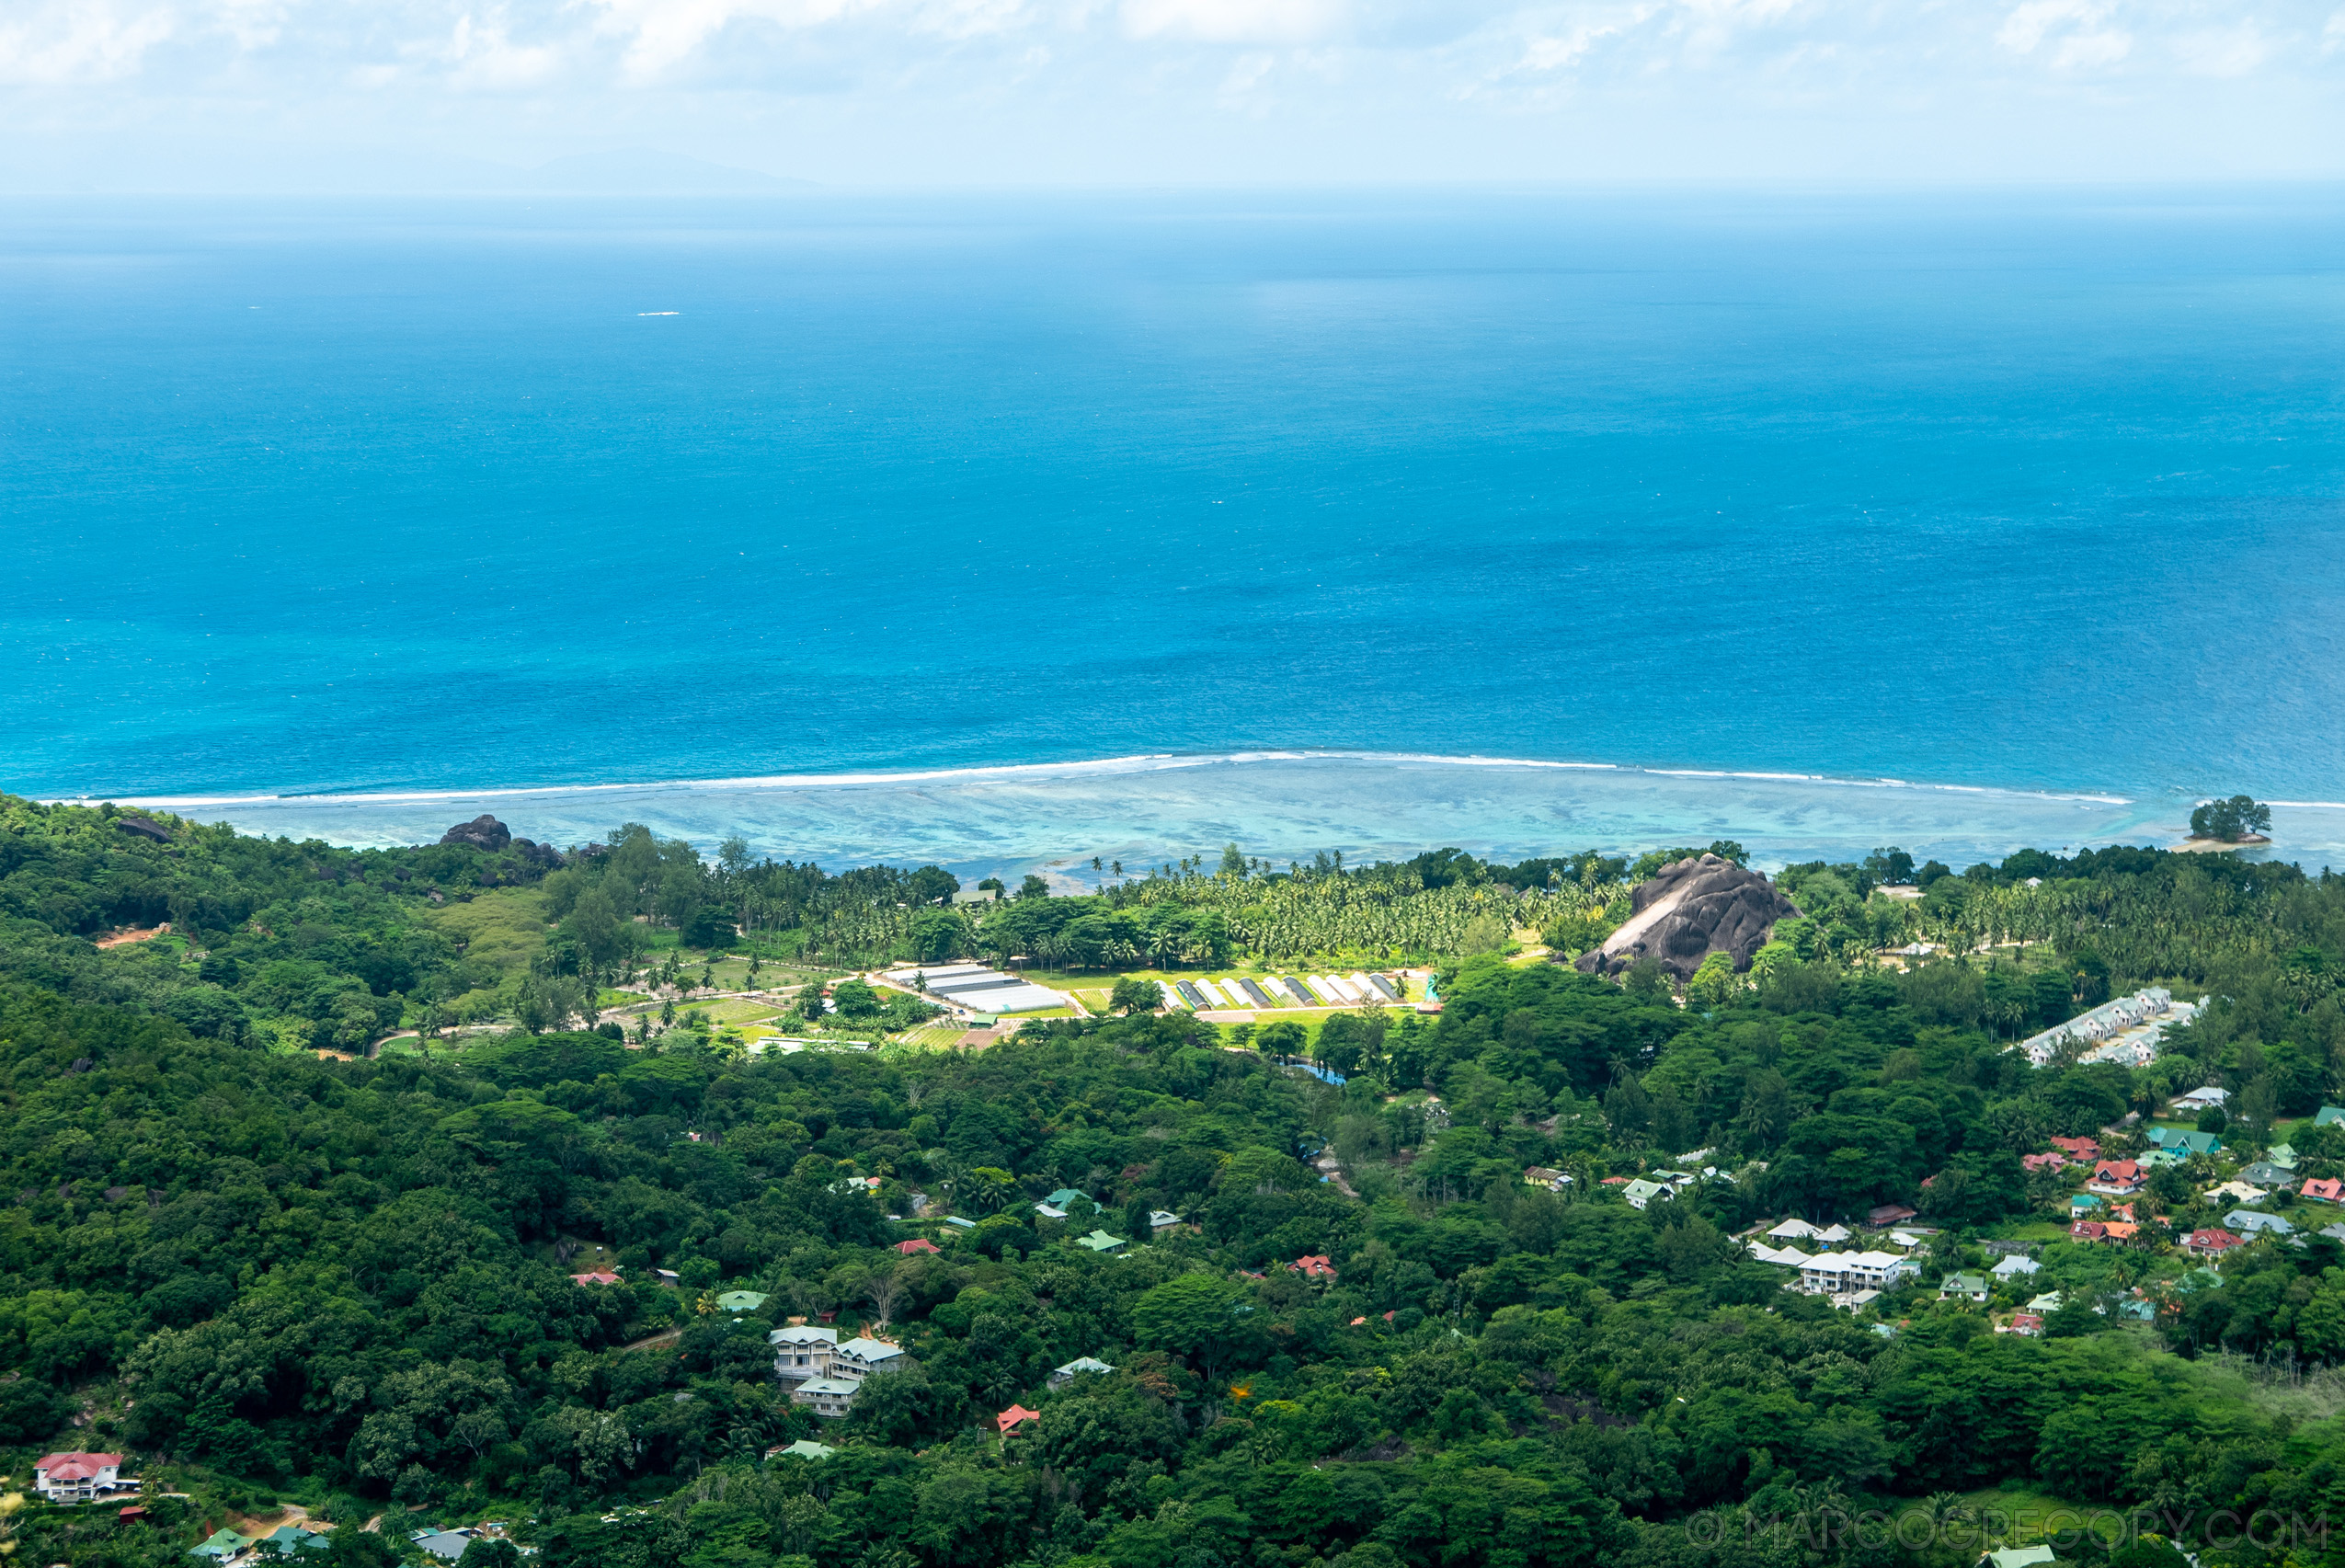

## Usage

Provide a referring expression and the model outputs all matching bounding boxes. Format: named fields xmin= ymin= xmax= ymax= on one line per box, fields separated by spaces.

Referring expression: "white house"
xmin=1798 ymin=1251 xmax=1918 ymax=1296
xmin=792 ymin=1378 xmax=862 ymax=1419
xmin=1766 ymin=1219 xmax=1819 ymax=1242
xmin=33 ymin=1452 xmax=127 ymax=1504
xmin=1746 ymin=1242 xmax=1811 ymax=1266
xmin=770 ymin=1324 xmax=839 ymax=1385
xmin=1621 ymin=1179 xmax=1670 ymax=1210
xmin=1991 ymin=1254 xmax=2041 ymax=1280
xmin=2016 ymin=988 xmax=2199 ymax=1069
xmin=832 ymin=1335 xmax=911 ymax=1382
xmin=770 ymin=1325 xmax=910 ymax=1387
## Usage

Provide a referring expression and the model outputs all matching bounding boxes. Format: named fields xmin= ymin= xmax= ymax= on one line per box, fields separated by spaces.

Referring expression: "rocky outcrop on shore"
xmin=437 ymin=814 xmax=565 ymax=869
xmin=1573 ymin=853 xmax=1801 ymax=981
xmin=440 ymin=814 xmax=513 ymax=851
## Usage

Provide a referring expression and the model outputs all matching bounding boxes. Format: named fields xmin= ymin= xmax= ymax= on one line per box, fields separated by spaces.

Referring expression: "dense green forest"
xmin=6 ymin=794 xmax=2345 ymax=1566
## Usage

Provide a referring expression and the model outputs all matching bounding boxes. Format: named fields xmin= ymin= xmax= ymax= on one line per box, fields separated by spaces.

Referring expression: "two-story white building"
xmin=34 ymin=1452 xmax=128 ymax=1504
xmin=792 ymin=1379 xmax=862 ymax=1420
xmin=1797 ymin=1251 xmax=1919 ymax=1297
xmin=771 ymin=1323 xmax=838 ymax=1386
xmin=770 ymin=1322 xmax=913 ymax=1410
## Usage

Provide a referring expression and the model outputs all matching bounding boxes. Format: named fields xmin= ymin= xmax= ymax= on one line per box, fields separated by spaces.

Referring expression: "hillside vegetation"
xmin=4 ymin=797 xmax=2345 ymax=1566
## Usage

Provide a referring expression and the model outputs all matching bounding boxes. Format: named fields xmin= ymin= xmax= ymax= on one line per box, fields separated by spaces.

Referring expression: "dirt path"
xmin=622 ymin=1327 xmax=684 ymax=1353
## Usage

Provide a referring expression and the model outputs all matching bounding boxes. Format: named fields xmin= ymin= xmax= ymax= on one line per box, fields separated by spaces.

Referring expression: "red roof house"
xmin=2006 ymin=1312 xmax=2044 ymax=1336
xmin=2069 ymin=1220 xmax=2109 ymax=1242
xmin=34 ymin=1452 xmax=125 ymax=1502
xmin=2305 ymin=1178 xmax=2345 ymax=1204
xmin=2185 ymin=1228 xmax=2245 ymax=1256
xmin=2021 ymin=1152 xmax=2069 ymax=1173
xmin=570 ymin=1270 xmax=623 ymax=1286
xmin=894 ymin=1238 xmax=941 ymax=1255
xmin=996 ymin=1404 xmax=1040 ymax=1436
xmin=1287 ymin=1254 xmax=1338 ymax=1279
xmin=2088 ymin=1160 xmax=2145 ymax=1195
xmin=2050 ymin=1136 xmax=2101 ymax=1160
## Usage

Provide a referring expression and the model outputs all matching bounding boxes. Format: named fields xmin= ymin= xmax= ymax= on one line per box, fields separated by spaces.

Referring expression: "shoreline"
xmin=37 ymin=748 xmax=2164 ymax=814
xmin=29 ymin=751 xmax=2345 ymax=881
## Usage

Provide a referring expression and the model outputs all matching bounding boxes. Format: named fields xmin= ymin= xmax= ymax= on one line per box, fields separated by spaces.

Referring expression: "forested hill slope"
xmin=5 ymin=794 xmax=2345 ymax=1566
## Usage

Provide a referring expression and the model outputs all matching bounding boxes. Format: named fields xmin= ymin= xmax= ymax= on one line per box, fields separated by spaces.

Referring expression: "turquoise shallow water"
xmin=6 ymin=189 xmax=2344 ymax=869
xmin=111 ymin=753 xmax=2345 ymax=880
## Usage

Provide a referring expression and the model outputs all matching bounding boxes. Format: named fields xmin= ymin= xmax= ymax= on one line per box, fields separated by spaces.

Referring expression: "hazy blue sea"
xmin=6 ymin=189 xmax=2344 ymax=874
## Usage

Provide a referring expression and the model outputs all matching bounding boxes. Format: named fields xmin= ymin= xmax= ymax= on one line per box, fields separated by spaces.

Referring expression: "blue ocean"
xmin=6 ymin=189 xmax=2343 ymax=874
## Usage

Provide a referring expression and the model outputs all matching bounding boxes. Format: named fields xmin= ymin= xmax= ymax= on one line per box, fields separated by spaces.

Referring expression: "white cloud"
xmin=1996 ymin=0 xmax=2128 ymax=70
xmin=414 ymin=12 xmax=564 ymax=87
xmin=4 ymin=0 xmax=2344 ymax=183
xmin=586 ymin=0 xmax=888 ymax=77
xmin=1514 ymin=19 xmax=1633 ymax=72
xmin=0 ymin=1 xmax=174 ymax=84
xmin=1120 ymin=0 xmax=1350 ymax=43
xmin=2171 ymin=21 xmax=2268 ymax=75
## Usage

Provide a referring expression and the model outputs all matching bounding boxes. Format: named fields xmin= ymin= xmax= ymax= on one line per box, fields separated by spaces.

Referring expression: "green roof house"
xmin=191 ymin=1528 xmax=247 ymax=1562
xmin=1075 ymin=1230 xmax=1127 ymax=1253
xmin=2149 ymin=1127 xmax=2222 ymax=1156
xmin=773 ymin=1438 xmax=836 ymax=1460
xmin=1620 ymin=1179 xmax=1671 ymax=1210
xmin=263 ymin=1525 xmax=331 ymax=1554
xmin=1048 ymin=1356 xmax=1116 ymax=1389
xmin=1043 ymin=1188 xmax=1091 ymax=1209
xmin=2317 ymin=1107 xmax=2345 ymax=1127
xmin=2270 ymin=1143 xmax=2300 ymax=1169
xmin=715 ymin=1290 xmax=771 ymax=1313
xmin=1939 ymin=1273 xmax=1989 ymax=1301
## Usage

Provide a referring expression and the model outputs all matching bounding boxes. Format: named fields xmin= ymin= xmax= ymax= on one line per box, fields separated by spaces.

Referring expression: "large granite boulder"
xmin=440 ymin=815 xmax=512 ymax=852
xmin=1573 ymin=853 xmax=1801 ymax=982
xmin=510 ymin=837 xmax=563 ymax=870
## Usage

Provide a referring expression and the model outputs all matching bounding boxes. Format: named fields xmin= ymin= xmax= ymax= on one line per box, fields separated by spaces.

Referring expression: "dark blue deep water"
xmin=5 ymin=189 xmax=2344 ymax=866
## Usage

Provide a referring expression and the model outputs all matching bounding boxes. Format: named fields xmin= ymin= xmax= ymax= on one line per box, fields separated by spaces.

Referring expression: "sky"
xmin=2 ymin=0 xmax=2343 ymax=189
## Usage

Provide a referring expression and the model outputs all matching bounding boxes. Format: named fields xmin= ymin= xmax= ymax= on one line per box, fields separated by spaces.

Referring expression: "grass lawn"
xmin=898 ymin=1022 xmax=973 ymax=1049
xmin=1953 ymin=1483 xmax=2118 ymax=1546
xmin=695 ymin=999 xmax=785 ymax=1024
xmin=535 ymin=1237 xmax=620 ymax=1274
xmin=1878 ymin=1482 xmax=2115 ymax=1558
